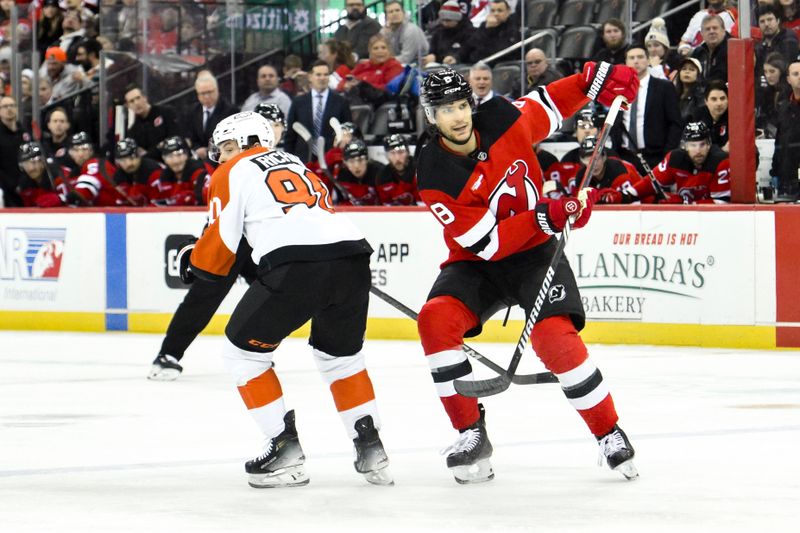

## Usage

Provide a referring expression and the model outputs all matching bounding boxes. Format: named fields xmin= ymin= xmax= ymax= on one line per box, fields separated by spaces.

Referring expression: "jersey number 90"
xmin=266 ymin=168 xmax=334 ymax=214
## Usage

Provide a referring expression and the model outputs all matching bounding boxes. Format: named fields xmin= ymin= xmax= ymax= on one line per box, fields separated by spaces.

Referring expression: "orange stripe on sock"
xmin=329 ymin=369 xmax=375 ymax=412
xmin=237 ymin=368 xmax=283 ymax=410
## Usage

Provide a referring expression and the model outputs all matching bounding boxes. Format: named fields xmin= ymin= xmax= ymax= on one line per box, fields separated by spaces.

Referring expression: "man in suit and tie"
xmin=469 ymin=63 xmax=495 ymax=106
xmin=185 ymin=73 xmax=238 ymax=160
xmin=613 ymin=44 xmax=684 ymax=169
xmin=284 ymin=60 xmax=353 ymax=161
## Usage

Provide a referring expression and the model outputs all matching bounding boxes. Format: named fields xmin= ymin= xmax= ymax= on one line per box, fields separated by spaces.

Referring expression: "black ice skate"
xmin=353 ymin=415 xmax=394 ymax=486
xmin=147 ymin=354 xmax=183 ymax=381
xmin=246 ymin=410 xmax=309 ymax=488
xmin=443 ymin=404 xmax=494 ymax=484
xmin=597 ymin=424 xmax=639 ymax=480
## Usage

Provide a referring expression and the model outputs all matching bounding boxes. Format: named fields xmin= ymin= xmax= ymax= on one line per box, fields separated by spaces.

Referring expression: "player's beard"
xmin=440 ymin=126 xmax=474 ymax=146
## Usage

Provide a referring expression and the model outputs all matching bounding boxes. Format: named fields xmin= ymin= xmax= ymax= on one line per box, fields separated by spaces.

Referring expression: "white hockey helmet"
xmin=211 ymin=111 xmax=276 ymax=157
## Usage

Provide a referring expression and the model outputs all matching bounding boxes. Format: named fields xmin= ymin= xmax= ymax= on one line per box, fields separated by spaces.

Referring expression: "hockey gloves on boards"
xmin=581 ymin=61 xmax=639 ymax=108
xmin=175 ymin=237 xmax=198 ymax=284
xmin=535 ymin=188 xmax=598 ymax=235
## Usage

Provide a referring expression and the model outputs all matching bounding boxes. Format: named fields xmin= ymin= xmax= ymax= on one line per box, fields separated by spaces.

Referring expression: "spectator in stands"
xmin=757 ymin=52 xmax=791 ymax=138
xmin=58 ymin=9 xmax=85 ymax=62
xmin=185 ymin=73 xmax=238 ymax=160
xmin=124 ymin=84 xmax=179 ymax=162
xmin=691 ymin=79 xmax=729 ymax=151
xmin=674 ymin=57 xmax=706 ymax=122
xmin=19 ymin=69 xmax=33 ymax=131
xmin=376 ymin=133 xmax=419 ymax=205
xmin=334 ymin=0 xmax=382 ymax=61
xmin=593 ymin=19 xmax=629 ymax=65
xmin=453 ymin=0 xmax=518 ymax=65
xmin=151 ymin=136 xmax=212 ymax=206
xmin=691 ymin=15 xmax=730 ymax=83
xmin=40 ymin=46 xmax=86 ymax=105
xmin=614 ymin=44 xmax=683 ymax=168
xmin=42 ymin=107 xmax=72 ymax=165
xmin=118 ymin=0 xmax=138 ymax=41
xmin=340 ymin=34 xmax=403 ymax=107
xmin=771 ymin=59 xmax=800 ymax=199
xmin=17 ymin=141 xmax=66 ymax=208
xmin=285 ymin=60 xmax=352 ymax=159
xmin=99 ymin=0 xmax=120 ymax=42
xmin=0 ymin=95 xmax=29 ymax=207
xmin=112 ymin=138 xmax=163 ymax=206
xmin=241 ymin=64 xmax=292 ymax=117
xmin=279 ymin=54 xmax=307 ymax=97
xmin=469 ymin=63 xmax=495 ymax=106
xmin=645 ymin=18 xmax=680 ymax=80
xmin=756 ymin=4 xmax=799 ymax=77
xmin=519 ymin=47 xmax=562 ymax=94
xmin=38 ymin=76 xmax=53 ymax=107
xmin=779 ymin=0 xmax=800 ymax=34
xmin=424 ymin=1 xmax=475 ymax=66
xmin=319 ymin=39 xmax=356 ymax=91
xmin=37 ymin=0 xmax=64 ymax=58
xmin=73 ymin=38 xmax=103 ymax=82
xmin=678 ymin=0 xmax=736 ymax=51
xmin=382 ymin=0 xmax=429 ymax=66
xmin=420 ymin=0 xmax=470 ymax=32
xmin=336 ymin=138 xmax=381 ymax=205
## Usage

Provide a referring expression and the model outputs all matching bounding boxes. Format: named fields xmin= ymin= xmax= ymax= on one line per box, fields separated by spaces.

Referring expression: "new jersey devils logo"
xmin=488 ymin=159 xmax=540 ymax=220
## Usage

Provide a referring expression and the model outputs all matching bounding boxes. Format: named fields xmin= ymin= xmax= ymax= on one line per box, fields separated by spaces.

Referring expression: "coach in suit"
xmin=612 ymin=44 xmax=684 ymax=169
xmin=185 ymin=73 xmax=238 ymax=160
xmin=284 ymin=60 xmax=352 ymax=161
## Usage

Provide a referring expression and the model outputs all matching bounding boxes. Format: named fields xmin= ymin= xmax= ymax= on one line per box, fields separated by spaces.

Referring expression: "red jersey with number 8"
xmin=191 ymin=147 xmax=371 ymax=280
xmin=416 ymin=75 xmax=590 ymax=266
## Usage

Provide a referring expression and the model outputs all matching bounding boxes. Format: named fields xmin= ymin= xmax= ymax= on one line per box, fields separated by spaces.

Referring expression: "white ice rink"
xmin=1 ymin=331 xmax=798 ymax=532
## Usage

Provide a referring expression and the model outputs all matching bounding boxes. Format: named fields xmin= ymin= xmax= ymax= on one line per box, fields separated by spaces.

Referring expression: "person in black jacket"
xmin=424 ymin=1 xmax=475 ymax=65
xmin=0 ymin=96 xmax=31 ymax=207
xmin=691 ymin=15 xmax=729 ymax=83
xmin=452 ymin=0 xmax=518 ymax=65
xmin=124 ymin=84 xmax=180 ymax=162
xmin=593 ymin=19 xmax=629 ymax=65
xmin=183 ymin=73 xmax=238 ymax=160
xmin=770 ymin=60 xmax=800 ymax=200
xmin=690 ymin=80 xmax=729 ymax=152
xmin=333 ymin=0 xmax=382 ymax=60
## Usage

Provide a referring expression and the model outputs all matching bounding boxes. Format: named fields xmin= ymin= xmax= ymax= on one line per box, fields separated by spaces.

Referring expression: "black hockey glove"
xmin=176 ymin=237 xmax=198 ymax=284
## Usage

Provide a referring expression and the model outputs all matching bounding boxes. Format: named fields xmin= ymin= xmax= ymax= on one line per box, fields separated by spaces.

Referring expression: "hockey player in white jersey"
xmin=189 ymin=111 xmax=392 ymax=488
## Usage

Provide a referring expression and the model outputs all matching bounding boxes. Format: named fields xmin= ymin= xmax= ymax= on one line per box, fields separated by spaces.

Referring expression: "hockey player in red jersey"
xmin=149 ymin=136 xmax=213 ymax=206
xmin=376 ymin=134 xmax=420 ymax=205
xmin=336 ymin=138 xmax=382 ymax=205
xmin=572 ymin=136 xmax=645 ymax=203
xmin=415 ymin=65 xmax=639 ymax=483
xmin=17 ymin=142 xmax=67 ymax=208
xmin=188 ymin=112 xmax=392 ymax=488
xmin=65 ymin=132 xmax=123 ymax=206
xmin=633 ymin=121 xmax=731 ymax=204
xmin=113 ymin=138 xmax=163 ymax=206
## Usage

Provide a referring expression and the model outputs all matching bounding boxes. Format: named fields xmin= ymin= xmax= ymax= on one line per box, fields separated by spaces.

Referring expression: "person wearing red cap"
xmin=39 ymin=46 xmax=87 ymax=104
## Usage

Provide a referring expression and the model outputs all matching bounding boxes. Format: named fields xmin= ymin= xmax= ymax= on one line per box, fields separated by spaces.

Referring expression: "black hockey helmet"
xmin=116 ymin=137 xmax=138 ymax=159
xmin=69 ymin=131 xmax=92 ymax=148
xmin=343 ymin=138 xmax=368 ymax=160
xmin=161 ymin=135 xmax=187 ymax=156
xmin=254 ymin=102 xmax=285 ymax=126
xmin=421 ymin=68 xmax=473 ymax=124
xmin=682 ymin=121 xmax=711 ymax=143
xmin=18 ymin=141 xmax=44 ymax=163
xmin=339 ymin=121 xmax=362 ymax=139
xmin=577 ymin=108 xmax=605 ymax=129
xmin=383 ymin=133 xmax=408 ymax=152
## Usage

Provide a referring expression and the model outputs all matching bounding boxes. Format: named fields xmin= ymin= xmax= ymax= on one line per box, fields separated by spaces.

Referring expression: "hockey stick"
xmin=453 ymin=95 xmax=626 ymax=398
xmin=330 ymin=117 xmax=344 ymax=145
xmin=315 ymin=136 xmax=359 ymax=204
xmin=291 ymin=121 xmax=315 ymax=164
xmin=619 ymin=124 xmax=667 ymax=202
xmin=369 ymin=285 xmax=558 ymax=385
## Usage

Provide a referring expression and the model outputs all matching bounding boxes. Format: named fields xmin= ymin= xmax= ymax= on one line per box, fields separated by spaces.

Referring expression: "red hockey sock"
xmin=418 ymin=296 xmax=480 ymax=429
xmin=532 ymin=316 xmax=619 ymax=437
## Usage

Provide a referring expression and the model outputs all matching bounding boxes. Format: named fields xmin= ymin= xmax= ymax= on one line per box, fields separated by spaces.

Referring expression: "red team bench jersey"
xmin=416 ymin=75 xmax=590 ymax=266
xmin=636 ymin=147 xmax=731 ymax=203
xmin=191 ymin=147 xmax=371 ymax=280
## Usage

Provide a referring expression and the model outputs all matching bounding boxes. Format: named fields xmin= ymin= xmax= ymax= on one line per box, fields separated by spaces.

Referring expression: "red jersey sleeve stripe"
xmin=453 ymin=209 xmax=497 ymax=248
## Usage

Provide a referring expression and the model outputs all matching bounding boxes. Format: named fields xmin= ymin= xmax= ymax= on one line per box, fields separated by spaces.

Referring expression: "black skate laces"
xmin=441 ymin=428 xmax=481 ymax=456
xmin=597 ymin=429 xmax=626 ymax=466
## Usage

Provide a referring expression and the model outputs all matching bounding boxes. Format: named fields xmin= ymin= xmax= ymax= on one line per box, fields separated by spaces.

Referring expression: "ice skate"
xmin=442 ymin=404 xmax=494 ymax=484
xmin=147 ymin=354 xmax=183 ymax=381
xmin=246 ymin=410 xmax=309 ymax=488
xmin=353 ymin=415 xmax=393 ymax=486
xmin=597 ymin=424 xmax=639 ymax=480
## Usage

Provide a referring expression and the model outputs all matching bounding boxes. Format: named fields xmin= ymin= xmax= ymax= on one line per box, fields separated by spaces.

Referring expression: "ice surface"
xmin=1 ymin=331 xmax=798 ymax=532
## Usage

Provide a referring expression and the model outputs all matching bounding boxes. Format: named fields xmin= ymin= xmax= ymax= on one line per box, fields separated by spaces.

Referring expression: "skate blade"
xmin=451 ymin=458 xmax=494 ymax=485
xmin=248 ymin=465 xmax=310 ymax=488
xmin=362 ymin=466 xmax=394 ymax=486
xmin=147 ymin=366 xmax=181 ymax=381
xmin=614 ymin=460 xmax=639 ymax=480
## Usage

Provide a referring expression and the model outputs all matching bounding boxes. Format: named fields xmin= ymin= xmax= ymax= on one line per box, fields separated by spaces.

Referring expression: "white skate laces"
xmin=441 ymin=428 xmax=480 ymax=456
xmin=597 ymin=429 xmax=627 ymax=466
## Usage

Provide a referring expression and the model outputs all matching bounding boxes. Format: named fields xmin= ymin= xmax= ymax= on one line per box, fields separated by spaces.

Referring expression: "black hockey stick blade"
xmin=454 ymin=373 xmax=512 ymax=397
